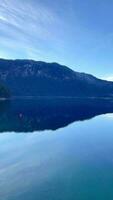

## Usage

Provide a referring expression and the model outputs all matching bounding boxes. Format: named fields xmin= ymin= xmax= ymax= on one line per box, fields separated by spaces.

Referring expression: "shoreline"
xmin=1 ymin=96 xmax=113 ymax=101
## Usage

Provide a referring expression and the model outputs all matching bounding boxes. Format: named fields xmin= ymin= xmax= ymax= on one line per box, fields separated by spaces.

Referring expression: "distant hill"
xmin=0 ymin=59 xmax=113 ymax=97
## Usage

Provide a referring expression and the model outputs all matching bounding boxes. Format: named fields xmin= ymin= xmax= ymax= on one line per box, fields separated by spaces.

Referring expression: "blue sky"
xmin=0 ymin=0 xmax=113 ymax=79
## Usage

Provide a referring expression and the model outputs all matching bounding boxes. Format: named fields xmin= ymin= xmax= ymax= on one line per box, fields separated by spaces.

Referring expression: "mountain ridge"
xmin=0 ymin=58 xmax=113 ymax=98
xmin=0 ymin=58 xmax=106 ymax=81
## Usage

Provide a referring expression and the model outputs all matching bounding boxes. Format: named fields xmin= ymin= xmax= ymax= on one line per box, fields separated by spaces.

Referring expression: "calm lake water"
xmin=1 ymin=98 xmax=113 ymax=200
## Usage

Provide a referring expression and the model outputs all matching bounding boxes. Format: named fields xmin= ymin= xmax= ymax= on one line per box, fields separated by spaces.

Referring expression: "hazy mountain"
xmin=0 ymin=58 xmax=113 ymax=97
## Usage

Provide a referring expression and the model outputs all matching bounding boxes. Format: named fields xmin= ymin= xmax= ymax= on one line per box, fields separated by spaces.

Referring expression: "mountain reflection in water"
xmin=0 ymin=97 xmax=113 ymax=132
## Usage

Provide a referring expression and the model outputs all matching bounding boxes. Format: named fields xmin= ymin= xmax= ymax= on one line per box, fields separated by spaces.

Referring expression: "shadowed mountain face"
xmin=0 ymin=98 xmax=113 ymax=132
xmin=0 ymin=59 xmax=113 ymax=97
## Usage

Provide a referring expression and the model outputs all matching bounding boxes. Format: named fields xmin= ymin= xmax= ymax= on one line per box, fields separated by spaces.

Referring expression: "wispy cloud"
xmin=0 ymin=0 xmax=63 ymax=59
xmin=0 ymin=15 xmax=7 ymax=21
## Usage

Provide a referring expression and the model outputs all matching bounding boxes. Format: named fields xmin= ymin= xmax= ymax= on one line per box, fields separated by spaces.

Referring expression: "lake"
xmin=0 ymin=98 xmax=113 ymax=200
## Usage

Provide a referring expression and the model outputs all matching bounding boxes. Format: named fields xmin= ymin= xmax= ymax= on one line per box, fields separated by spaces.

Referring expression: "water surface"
xmin=0 ymin=98 xmax=113 ymax=200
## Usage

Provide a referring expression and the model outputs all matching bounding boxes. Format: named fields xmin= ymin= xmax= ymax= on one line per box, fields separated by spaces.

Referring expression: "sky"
xmin=0 ymin=0 xmax=113 ymax=80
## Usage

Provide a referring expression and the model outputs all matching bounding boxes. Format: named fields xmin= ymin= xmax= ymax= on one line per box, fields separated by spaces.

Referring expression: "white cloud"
xmin=103 ymin=113 xmax=113 ymax=119
xmin=102 ymin=76 xmax=113 ymax=82
xmin=0 ymin=15 xmax=7 ymax=21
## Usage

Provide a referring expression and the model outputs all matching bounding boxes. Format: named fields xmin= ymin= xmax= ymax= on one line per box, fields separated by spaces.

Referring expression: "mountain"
xmin=0 ymin=58 xmax=113 ymax=97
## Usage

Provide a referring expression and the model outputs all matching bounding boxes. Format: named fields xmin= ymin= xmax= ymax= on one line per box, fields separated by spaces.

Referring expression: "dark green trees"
xmin=0 ymin=84 xmax=10 ymax=98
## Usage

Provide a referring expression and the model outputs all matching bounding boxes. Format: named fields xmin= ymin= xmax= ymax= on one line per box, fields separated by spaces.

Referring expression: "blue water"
xmin=1 ymin=113 xmax=113 ymax=200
